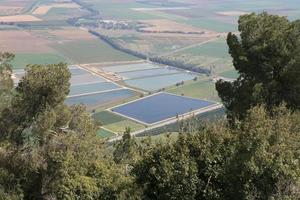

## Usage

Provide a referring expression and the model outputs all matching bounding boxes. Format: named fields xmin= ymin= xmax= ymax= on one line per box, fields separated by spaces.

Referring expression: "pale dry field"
xmin=216 ymin=11 xmax=250 ymax=16
xmin=0 ymin=6 xmax=23 ymax=15
xmin=0 ymin=30 xmax=53 ymax=53
xmin=0 ymin=0 xmax=36 ymax=15
xmin=47 ymin=28 xmax=96 ymax=41
xmin=0 ymin=15 xmax=41 ymax=22
xmin=32 ymin=3 xmax=80 ymax=15
xmin=140 ymin=19 xmax=212 ymax=33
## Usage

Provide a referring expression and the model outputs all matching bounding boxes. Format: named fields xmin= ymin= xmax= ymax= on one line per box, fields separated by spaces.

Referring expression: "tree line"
xmin=89 ymin=30 xmax=212 ymax=75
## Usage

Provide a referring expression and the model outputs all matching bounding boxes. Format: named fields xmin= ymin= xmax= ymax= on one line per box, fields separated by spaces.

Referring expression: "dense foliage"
xmin=216 ymin=12 xmax=300 ymax=120
xmin=133 ymin=106 xmax=300 ymax=199
xmin=0 ymin=62 xmax=132 ymax=199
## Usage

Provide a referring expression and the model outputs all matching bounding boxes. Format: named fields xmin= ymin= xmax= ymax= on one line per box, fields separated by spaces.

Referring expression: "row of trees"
xmin=88 ymin=30 xmax=212 ymax=75
xmin=0 ymin=12 xmax=299 ymax=199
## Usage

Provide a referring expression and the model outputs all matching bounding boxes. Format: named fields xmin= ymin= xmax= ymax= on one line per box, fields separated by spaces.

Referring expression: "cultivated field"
xmin=0 ymin=15 xmax=41 ymax=22
xmin=93 ymin=110 xmax=146 ymax=134
xmin=139 ymin=19 xmax=210 ymax=33
xmin=167 ymin=78 xmax=220 ymax=102
xmin=0 ymin=0 xmax=35 ymax=16
xmin=4 ymin=0 xmax=299 ymax=138
xmin=32 ymin=3 xmax=80 ymax=15
xmin=97 ymin=62 xmax=199 ymax=92
xmin=164 ymin=38 xmax=235 ymax=76
xmin=0 ymin=30 xmax=52 ymax=53
xmin=111 ymin=92 xmax=216 ymax=125
xmin=50 ymin=39 xmax=138 ymax=64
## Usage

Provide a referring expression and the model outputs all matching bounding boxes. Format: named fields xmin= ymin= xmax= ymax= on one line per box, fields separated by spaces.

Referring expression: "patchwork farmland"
xmin=3 ymin=0 xmax=300 ymax=138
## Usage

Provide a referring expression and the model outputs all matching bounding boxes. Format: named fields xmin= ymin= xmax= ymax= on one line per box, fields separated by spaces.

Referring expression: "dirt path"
xmin=160 ymin=38 xmax=219 ymax=57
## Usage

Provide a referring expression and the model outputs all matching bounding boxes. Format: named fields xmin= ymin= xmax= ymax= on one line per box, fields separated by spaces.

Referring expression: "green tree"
xmin=216 ymin=12 xmax=300 ymax=120
xmin=133 ymin=105 xmax=300 ymax=199
xmin=0 ymin=52 xmax=14 ymax=113
xmin=0 ymin=63 xmax=131 ymax=199
xmin=132 ymin=140 xmax=199 ymax=200
xmin=223 ymin=105 xmax=300 ymax=199
xmin=0 ymin=52 xmax=14 ymax=93
xmin=113 ymin=128 xmax=140 ymax=164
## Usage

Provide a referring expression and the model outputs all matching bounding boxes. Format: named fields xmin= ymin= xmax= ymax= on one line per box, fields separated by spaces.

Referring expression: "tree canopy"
xmin=216 ymin=12 xmax=300 ymax=120
xmin=132 ymin=105 xmax=300 ymax=199
xmin=0 ymin=61 xmax=132 ymax=199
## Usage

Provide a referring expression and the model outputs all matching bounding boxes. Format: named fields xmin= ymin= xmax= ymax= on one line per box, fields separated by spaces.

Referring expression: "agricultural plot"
xmin=0 ymin=15 xmax=41 ymax=23
xmin=124 ymin=72 xmax=197 ymax=91
xmin=119 ymin=67 xmax=182 ymax=79
xmin=1 ymin=27 xmax=140 ymax=68
xmin=96 ymin=128 xmax=116 ymax=138
xmin=65 ymin=89 xmax=136 ymax=108
xmin=93 ymin=110 xmax=146 ymax=134
xmin=39 ymin=6 xmax=87 ymax=21
xmin=167 ymin=78 xmax=220 ymax=102
xmin=32 ymin=3 xmax=80 ymax=15
xmin=100 ymin=62 xmax=199 ymax=91
xmin=50 ymin=39 xmax=139 ymax=64
xmin=65 ymin=66 xmax=137 ymax=109
xmin=102 ymin=63 xmax=160 ymax=73
xmin=0 ymin=30 xmax=53 ymax=54
xmin=81 ymin=1 xmax=162 ymax=20
xmin=165 ymin=38 xmax=235 ymax=75
xmin=11 ymin=53 xmax=66 ymax=69
xmin=111 ymin=92 xmax=216 ymax=125
xmin=0 ymin=0 xmax=36 ymax=15
xmin=101 ymin=29 xmax=217 ymax=57
xmin=69 ymin=66 xmax=89 ymax=75
xmin=219 ymin=69 xmax=239 ymax=79
xmin=69 ymin=82 xmax=120 ymax=96
xmin=13 ymin=66 xmax=138 ymax=111
xmin=69 ymin=73 xmax=106 ymax=86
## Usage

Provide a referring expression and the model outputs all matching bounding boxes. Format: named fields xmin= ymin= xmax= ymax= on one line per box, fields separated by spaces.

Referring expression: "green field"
xmin=96 ymin=128 xmax=116 ymax=138
xmin=180 ymin=38 xmax=230 ymax=58
xmin=111 ymin=32 xmax=208 ymax=57
xmin=11 ymin=53 xmax=67 ymax=69
xmin=219 ymin=69 xmax=239 ymax=79
xmin=84 ymin=1 xmax=156 ymax=19
xmin=93 ymin=110 xmax=146 ymax=134
xmin=179 ymin=18 xmax=237 ymax=33
xmin=50 ymin=39 xmax=139 ymax=64
xmin=166 ymin=38 xmax=234 ymax=74
xmin=167 ymin=78 xmax=220 ymax=102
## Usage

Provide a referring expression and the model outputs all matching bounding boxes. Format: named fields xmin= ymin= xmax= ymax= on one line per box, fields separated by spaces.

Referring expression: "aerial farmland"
xmin=2 ymin=0 xmax=299 ymax=138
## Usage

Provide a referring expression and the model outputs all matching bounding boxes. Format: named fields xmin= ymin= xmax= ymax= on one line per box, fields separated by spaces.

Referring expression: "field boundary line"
xmin=108 ymin=92 xmax=164 ymax=110
xmin=71 ymin=80 xmax=107 ymax=86
xmin=108 ymin=103 xmax=223 ymax=142
xmin=160 ymin=38 xmax=219 ymax=57
xmin=68 ymin=88 xmax=124 ymax=98
xmin=105 ymin=109 xmax=150 ymax=126
xmin=80 ymin=60 xmax=145 ymax=66
xmin=78 ymin=64 xmax=146 ymax=94
xmin=107 ymin=92 xmax=220 ymax=126
xmin=100 ymin=126 xmax=118 ymax=136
